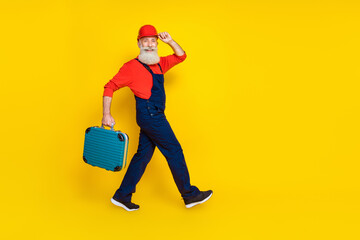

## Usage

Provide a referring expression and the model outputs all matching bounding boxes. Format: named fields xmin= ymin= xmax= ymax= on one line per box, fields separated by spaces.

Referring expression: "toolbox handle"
xmin=101 ymin=123 xmax=115 ymax=131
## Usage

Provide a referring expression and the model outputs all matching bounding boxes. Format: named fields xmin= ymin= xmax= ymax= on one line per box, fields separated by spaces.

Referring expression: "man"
xmin=102 ymin=25 xmax=212 ymax=211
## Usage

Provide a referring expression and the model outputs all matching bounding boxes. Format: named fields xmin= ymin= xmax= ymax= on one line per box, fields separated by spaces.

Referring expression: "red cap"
xmin=137 ymin=25 xmax=158 ymax=40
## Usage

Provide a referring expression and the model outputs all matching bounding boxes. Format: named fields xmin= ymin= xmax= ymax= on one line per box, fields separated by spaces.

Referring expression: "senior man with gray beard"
xmin=102 ymin=25 xmax=212 ymax=211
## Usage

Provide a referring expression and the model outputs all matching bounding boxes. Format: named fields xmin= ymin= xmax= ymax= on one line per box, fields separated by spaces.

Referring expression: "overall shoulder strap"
xmin=135 ymin=58 xmax=163 ymax=74
xmin=135 ymin=58 xmax=153 ymax=74
xmin=157 ymin=63 xmax=163 ymax=74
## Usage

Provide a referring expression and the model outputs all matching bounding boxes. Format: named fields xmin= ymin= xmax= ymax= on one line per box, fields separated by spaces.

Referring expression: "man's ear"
xmin=137 ymin=40 xmax=141 ymax=48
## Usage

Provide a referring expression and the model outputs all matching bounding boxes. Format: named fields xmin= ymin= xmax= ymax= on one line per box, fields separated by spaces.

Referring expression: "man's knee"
xmin=166 ymin=144 xmax=183 ymax=157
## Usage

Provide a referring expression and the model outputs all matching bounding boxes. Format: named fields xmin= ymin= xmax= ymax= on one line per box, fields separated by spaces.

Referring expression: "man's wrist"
xmin=167 ymin=39 xmax=175 ymax=45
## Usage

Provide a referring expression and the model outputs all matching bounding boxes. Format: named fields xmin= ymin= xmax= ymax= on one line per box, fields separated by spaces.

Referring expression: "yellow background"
xmin=1 ymin=0 xmax=360 ymax=239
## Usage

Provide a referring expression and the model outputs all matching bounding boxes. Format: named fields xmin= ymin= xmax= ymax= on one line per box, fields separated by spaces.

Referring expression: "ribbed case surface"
xmin=83 ymin=126 xmax=129 ymax=171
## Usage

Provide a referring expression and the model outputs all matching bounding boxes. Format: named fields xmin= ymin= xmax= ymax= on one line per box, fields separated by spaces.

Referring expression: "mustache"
xmin=140 ymin=46 xmax=157 ymax=51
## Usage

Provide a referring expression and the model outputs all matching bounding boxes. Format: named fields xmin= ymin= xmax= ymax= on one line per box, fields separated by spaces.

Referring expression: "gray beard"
xmin=138 ymin=47 xmax=160 ymax=65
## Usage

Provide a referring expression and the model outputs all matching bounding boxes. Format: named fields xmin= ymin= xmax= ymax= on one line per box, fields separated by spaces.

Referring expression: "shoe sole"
xmin=185 ymin=192 xmax=213 ymax=208
xmin=111 ymin=198 xmax=139 ymax=211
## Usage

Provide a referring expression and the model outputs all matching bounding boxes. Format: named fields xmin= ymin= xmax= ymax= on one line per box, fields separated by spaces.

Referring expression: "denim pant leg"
xmin=141 ymin=114 xmax=200 ymax=201
xmin=113 ymin=129 xmax=155 ymax=202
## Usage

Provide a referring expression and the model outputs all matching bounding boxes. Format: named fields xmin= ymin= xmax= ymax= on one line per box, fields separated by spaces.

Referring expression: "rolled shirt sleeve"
xmin=159 ymin=52 xmax=187 ymax=74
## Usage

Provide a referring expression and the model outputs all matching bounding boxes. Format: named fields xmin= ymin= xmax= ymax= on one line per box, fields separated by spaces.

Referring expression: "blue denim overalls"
xmin=113 ymin=59 xmax=200 ymax=202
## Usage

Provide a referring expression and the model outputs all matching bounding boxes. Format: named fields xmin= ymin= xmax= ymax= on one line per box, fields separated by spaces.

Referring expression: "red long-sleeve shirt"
xmin=103 ymin=53 xmax=187 ymax=99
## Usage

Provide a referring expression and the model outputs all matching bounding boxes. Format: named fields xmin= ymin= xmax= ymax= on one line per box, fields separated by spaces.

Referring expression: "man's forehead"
xmin=140 ymin=36 xmax=158 ymax=41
